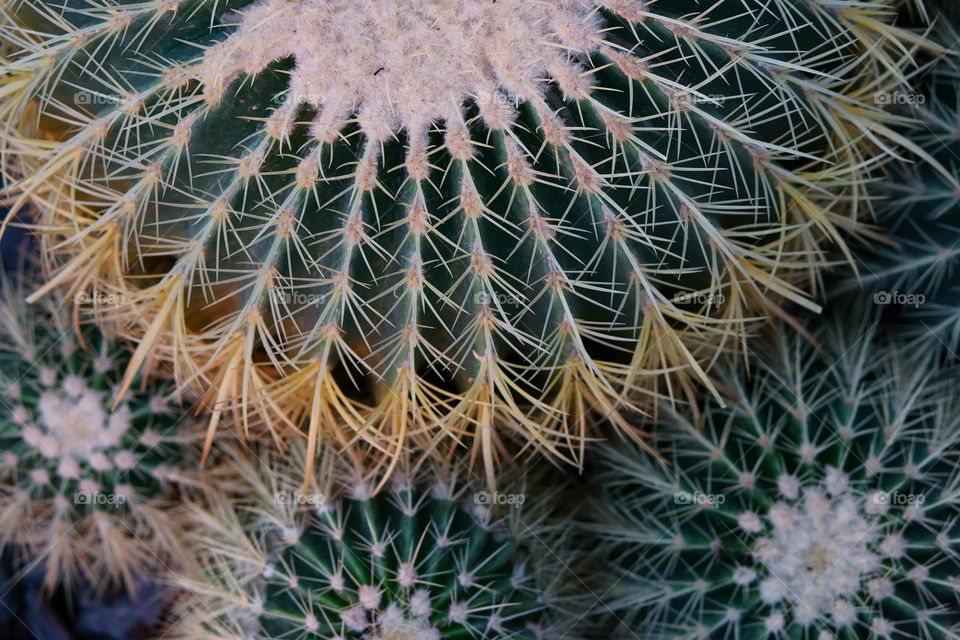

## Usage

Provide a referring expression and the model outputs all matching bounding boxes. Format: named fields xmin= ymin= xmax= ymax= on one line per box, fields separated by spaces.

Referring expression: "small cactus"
xmin=0 ymin=1 xmax=938 ymax=477
xmin=842 ymin=56 xmax=960 ymax=352
xmin=172 ymin=445 xmax=573 ymax=640
xmin=0 ymin=271 xmax=196 ymax=592
xmin=584 ymin=310 xmax=960 ymax=638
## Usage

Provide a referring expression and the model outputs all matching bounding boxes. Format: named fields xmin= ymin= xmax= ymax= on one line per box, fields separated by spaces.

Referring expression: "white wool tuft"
xmin=447 ymin=601 xmax=469 ymax=624
xmin=34 ymin=378 xmax=133 ymax=478
xmin=737 ymin=510 xmax=763 ymax=534
xmin=365 ymin=602 xmax=440 ymax=640
xmin=743 ymin=476 xmax=898 ymax=630
xmin=358 ymin=584 xmax=383 ymax=611
xmin=201 ymin=0 xmax=600 ymax=139
xmin=396 ymin=562 xmax=417 ymax=588
xmin=777 ymin=473 xmax=800 ymax=500
xmin=732 ymin=566 xmax=756 ymax=586
xmin=408 ymin=588 xmax=432 ymax=618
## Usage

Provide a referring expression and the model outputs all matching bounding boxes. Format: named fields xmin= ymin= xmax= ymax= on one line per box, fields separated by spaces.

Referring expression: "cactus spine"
xmin=0 ymin=0 xmax=937 ymax=477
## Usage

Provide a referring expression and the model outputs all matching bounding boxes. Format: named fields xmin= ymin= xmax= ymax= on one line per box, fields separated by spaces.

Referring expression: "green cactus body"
xmin=585 ymin=313 xmax=960 ymax=638
xmin=0 ymin=1 xmax=930 ymax=473
xmin=0 ymin=274 xmax=194 ymax=591
xmin=845 ymin=58 xmax=960 ymax=351
xmin=174 ymin=457 xmax=569 ymax=640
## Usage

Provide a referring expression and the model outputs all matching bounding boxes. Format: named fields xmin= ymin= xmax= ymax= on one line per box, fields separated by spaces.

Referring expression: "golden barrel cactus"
xmin=0 ymin=0 xmax=936 ymax=481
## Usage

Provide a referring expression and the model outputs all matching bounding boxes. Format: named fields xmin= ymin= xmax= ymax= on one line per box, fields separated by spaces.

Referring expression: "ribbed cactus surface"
xmin=585 ymin=312 xmax=960 ymax=638
xmin=844 ymin=58 xmax=960 ymax=351
xmin=0 ymin=0 xmax=930 ymax=474
xmin=174 ymin=451 xmax=570 ymax=639
xmin=0 ymin=273 xmax=195 ymax=591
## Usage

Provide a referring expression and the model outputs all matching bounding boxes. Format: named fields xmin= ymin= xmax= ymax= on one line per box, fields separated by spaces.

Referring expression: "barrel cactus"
xmin=0 ymin=0 xmax=934 ymax=475
xmin=841 ymin=56 xmax=960 ymax=352
xmin=584 ymin=311 xmax=960 ymax=638
xmin=0 ymin=271 xmax=197 ymax=592
xmin=172 ymin=445 xmax=574 ymax=640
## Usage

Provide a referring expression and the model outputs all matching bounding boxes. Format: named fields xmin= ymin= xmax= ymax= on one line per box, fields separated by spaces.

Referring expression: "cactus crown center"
xmin=29 ymin=374 xmax=132 ymax=474
xmin=202 ymin=0 xmax=599 ymax=137
xmin=744 ymin=468 xmax=905 ymax=627
xmin=755 ymin=488 xmax=876 ymax=615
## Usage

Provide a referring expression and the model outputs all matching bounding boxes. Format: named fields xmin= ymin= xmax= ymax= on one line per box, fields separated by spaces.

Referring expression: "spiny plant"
xmin=583 ymin=311 xmax=960 ymax=639
xmin=0 ymin=269 xmax=198 ymax=593
xmin=840 ymin=55 xmax=960 ymax=353
xmin=0 ymin=0 xmax=937 ymax=482
xmin=171 ymin=444 xmax=575 ymax=640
